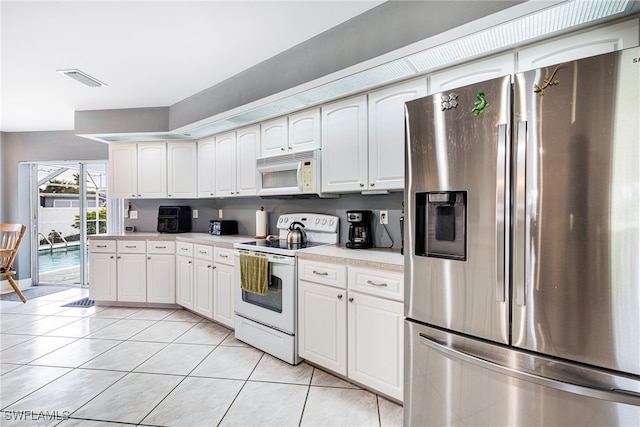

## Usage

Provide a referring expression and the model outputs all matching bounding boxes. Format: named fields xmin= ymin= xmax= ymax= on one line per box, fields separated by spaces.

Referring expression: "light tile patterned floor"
xmin=0 ymin=287 xmax=403 ymax=426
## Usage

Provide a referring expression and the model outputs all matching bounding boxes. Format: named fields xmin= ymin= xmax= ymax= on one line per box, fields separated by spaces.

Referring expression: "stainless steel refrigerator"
xmin=404 ymin=47 xmax=640 ymax=426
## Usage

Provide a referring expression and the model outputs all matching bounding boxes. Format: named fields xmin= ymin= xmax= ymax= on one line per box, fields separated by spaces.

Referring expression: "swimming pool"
xmin=38 ymin=246 xmax=82 ymax=273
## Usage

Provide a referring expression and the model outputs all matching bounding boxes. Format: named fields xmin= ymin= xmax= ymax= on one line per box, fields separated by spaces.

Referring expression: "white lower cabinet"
xmin=347 ymin=290 xmax=403 ymax=400
xmin=146 ymin=241 xmax=176 ymax=304
xmin=193 ymin=245 xmax=214 ymax=318
xmin=213 ymin=247 xmax=235 ymax=328
xmin=117 ymin=253 xmax=147 ymax=303
xmin=88 ymin=246 xmax=117 ymax=301
xmin=297 ymin=259 xmax=404 ymax=401
xmin=176 ymin=243 xmax=194 ymax=309
xmin=298 ymin=278 xmax=348 ymax=375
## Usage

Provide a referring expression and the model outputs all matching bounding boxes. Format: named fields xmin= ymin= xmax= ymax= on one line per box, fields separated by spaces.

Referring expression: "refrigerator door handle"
xmin=418 ymin=333 xmax=640 ymax=406
xmin=514 ymin=120 xmax=528 ymax=306
xmin=496 ymin=124 xmax=507 ymax=302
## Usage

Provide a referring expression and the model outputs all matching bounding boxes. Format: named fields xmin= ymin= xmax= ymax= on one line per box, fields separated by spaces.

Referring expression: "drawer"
xmin=176 ymin=242 xmax=193 ymax=256
xmin=214 ymin=247 xmax=234 ymax=266
xmin=147 ymin=241 xmax=175 ymax=254
xmin=298 ymin=259 xmax=346 ymax=289
xmin=89 ymin=240 xmax=116 ymax=253
xmin=348 ymin=266 xmax=403 ymax=301
xmin=194 ymin=244 xmax=214 ymax=260
xmin=117 ymin=240 xmax=146 ymax=254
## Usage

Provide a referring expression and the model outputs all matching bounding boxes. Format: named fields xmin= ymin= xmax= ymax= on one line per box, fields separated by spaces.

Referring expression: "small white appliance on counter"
xmin=233 ymin=213 xmax=339 ymax=364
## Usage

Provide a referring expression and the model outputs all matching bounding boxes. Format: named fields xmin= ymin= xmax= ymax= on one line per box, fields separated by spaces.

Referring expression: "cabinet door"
xmin=517 ymin=19 xmax=639 ymax=71
xmin=197 ymin=137 xmax=216 ymax=197
xmin=236 ymin=125 xmax=259 ymax=196
xmin=108 ymin=143 xmax=137 ymax=198
xmin=213 ymin=263 xmax=235 ymax=328
xmin=289 ymin=108 xmax=321 ymax=153
xmin=260 ymin=117 xmax=288 ymax=158
xmin=137 ymin=142 xmax=167 ymax=198
xmin=347 ymin=291 xmax=404 ymax=400
xmin=176 ymin=255 xmax=194 ymax=309
xmin=88 ymin=252 xmax=117 ymax=301
xmin=147 ymin=254 xmax=176 ymax=304
xmin=117 ymin=254 xmax=147 ymax=302
xmin=214 ymin=132 xmax=237 ymax=196
xmin=429 ymin=53 xmax=515 ymax=93
xmin=193 ymin=258 xmax=214 ymax=318
xmin=321 ymin=95 xmax=368 ymax=193
xmin=368 ymin=79 xmax=426 ymax=191
xmin=298 ymin=280 xmax=347 ymax=375
xmin=167 ymin=142 xmax=197 ymax=198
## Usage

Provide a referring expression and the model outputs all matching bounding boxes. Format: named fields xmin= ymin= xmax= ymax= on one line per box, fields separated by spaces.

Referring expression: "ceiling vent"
xmin=57 ymin=69 xmax=107 ymax=88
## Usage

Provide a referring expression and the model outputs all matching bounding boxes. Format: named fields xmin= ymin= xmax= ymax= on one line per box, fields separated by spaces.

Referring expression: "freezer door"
xmin=405 ymin=75 xmax=510 ymax=344
xmin=512 ymin=47 xmax=640 ymax=375
xmin=405 ymin=320 xmax=640 ymax=427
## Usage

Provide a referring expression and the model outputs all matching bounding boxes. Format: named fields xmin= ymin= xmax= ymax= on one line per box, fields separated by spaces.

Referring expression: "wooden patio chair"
xmin=0 ymin=224 xmax=27 ymax=303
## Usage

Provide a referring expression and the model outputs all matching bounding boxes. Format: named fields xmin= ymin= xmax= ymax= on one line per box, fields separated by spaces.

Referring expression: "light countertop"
xmin=297 ymin=244 xmax=404 ymax=273
xmin=88 ymin=232 xmax=256 ymax=248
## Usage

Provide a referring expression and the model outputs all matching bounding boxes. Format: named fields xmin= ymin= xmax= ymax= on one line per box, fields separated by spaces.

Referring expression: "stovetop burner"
xmin=240 ymin=239 xmax=327 ymax=251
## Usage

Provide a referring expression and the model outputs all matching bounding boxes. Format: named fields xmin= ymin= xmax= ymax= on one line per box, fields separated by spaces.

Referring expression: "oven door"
xmin=234 ymin=250 xmax=297 ymax=334
xmin=256 ymin=160 xmax=303 ymax=196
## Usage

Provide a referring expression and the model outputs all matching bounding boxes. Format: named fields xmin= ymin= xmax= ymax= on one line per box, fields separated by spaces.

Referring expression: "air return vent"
xmin=57 ymin=69 xmax=107 ymax=87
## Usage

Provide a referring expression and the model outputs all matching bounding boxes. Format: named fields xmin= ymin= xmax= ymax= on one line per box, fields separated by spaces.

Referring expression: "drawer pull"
xmin=181 ymin=247 xmax=189 ymax=251
xmin=312 ymin=270 xmax=328 ymax=276
xmin=96 ymin=244 xmax=107 ymax=248
xmin=220 ymin=254 xmax=229 ymax=258
xmin=367 ymin=280 xmax=388 ymax=287
xmin=337 ymin=294 xmax=343 ymax=300
xmin=199 ymin=250 xmax=207 ymax=254
xmin=125 ymin=245 xmax=137 ymax=249
xmin=155 ymin=245 xmax=167 ymax=249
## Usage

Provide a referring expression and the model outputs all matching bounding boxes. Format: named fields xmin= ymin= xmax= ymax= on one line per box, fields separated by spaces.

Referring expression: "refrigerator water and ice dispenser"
xmin=415 ymin=191 xmax=466 ymax=260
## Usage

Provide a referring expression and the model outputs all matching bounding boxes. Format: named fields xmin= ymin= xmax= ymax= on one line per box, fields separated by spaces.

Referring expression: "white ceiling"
xmin=0 ymin=0 xmax=384 ymax=132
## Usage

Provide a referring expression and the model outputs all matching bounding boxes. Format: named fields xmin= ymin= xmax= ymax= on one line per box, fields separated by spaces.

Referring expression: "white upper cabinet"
xmin=260 ymin=117 xmax=288 ymax=158
xmin=288 ymin=108 xmax=321 ymax=153
xmin=321 ymin=95 xmax=368 ymax=193
xmin=108 ymin=143 xmax=138 ymax=199
xmin=368 ymin=78 xmax=427 ymax=191
xmin=167 ymin=142 xmax=197 ymax=199
xmin=137 ymin=142 xmax=167 ymax=198
xmin=429 ymin=54 xmax=515 ymax=94
xmin=236 ymin=125 xmax=259 ymax=196
xmin=197 ymin=136 xmax=216 ymax=198
xmin=214 ymin=132 xmax=237 ymax=196
xmin=517 ymin=19 xmax=639 ymax=72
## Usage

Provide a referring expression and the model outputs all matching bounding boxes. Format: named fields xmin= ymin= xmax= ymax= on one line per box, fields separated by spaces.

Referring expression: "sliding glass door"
xmin=33 ymin=162 xmax=107 ymax=287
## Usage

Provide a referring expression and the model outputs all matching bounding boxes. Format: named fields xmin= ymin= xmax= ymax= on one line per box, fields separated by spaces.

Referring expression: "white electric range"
xmin=233 ymin=213 xmax=339 ymax=364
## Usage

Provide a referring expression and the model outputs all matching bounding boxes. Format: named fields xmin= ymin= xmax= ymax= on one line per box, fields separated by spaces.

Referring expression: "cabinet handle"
xmin=359 ymin=183 xmax=364 ymax=187
xmin=110 ymin=256 xmax=114 ymax=259
xmin=156 ymin=246 xmax=167 ymax=249
xmin=367 ymin=280 xmax=388 ymax=287
xmin=220 ymin=254 xmax=229 ymax=258
xmin=312 ymin=270 xmax=328 ymax=276
xmin=348 ymin=297 xmax=354 ymax=302
xmin=188 ymin=261 xmax=192 ymax=264
xmin=337 ymin=294 xmax=343 ymax=300
xmin=370 ymin=183 xmax=375 ymax=187
xmin=138 ymin=194 xmax=141 ymax=197
xmin=181 ymin=247 xmax=189 ymax=251
xmin=199 ymin=250 xmax=207 ymax=254
xmin=147 ymin=256 xmax=151 ymax=260
xmin=96 ymin=244 xmax=107 ymax=248
xmin=281 ymin=147 xmax=285 ymax=151
xmin=125 ymin=245 xmax=136 ymax=248
xmin=117 ymin=256 xmax=121 ymax=259
xmin=132 ymin=194 xmax=135 ymax=197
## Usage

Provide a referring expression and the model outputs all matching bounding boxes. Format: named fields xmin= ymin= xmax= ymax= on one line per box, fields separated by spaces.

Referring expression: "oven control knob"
xmin=322 ymin=219 xmax=327 ymax=225
xmin=329 ymin=220 xmax=334 ymax=226
xmin=315 ymin=218 xmax=320 ymax=225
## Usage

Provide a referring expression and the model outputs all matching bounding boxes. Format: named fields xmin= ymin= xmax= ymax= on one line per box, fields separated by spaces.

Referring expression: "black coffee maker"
xmin=346 ymin=210 xmax=373 ymax=249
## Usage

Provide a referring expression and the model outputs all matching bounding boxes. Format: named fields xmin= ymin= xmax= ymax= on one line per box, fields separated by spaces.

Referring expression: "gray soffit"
xmin=76 ymin=0 xmax=639 ymax=143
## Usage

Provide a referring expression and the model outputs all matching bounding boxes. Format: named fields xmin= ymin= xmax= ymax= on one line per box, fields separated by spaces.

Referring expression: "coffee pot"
xmin=346 ymin=210 xmax=373 ymax=249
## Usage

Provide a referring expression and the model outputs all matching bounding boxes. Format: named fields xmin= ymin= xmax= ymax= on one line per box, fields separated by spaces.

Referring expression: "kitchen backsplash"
xmin=124 ymin=192 xmax=404 ymax=249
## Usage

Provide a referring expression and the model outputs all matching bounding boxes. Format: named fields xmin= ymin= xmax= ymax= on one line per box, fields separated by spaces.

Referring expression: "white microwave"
xmin=256 ymin=149 xmax=335 ymax=198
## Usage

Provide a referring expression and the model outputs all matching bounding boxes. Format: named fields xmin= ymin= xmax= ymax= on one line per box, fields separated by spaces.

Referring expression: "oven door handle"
xmin=234 ymin=250 xmax=296 ymax=266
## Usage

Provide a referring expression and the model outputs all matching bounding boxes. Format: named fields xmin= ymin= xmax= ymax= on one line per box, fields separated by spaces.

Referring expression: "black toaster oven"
xmin=157 ymin=206 xmax=192 ymax=233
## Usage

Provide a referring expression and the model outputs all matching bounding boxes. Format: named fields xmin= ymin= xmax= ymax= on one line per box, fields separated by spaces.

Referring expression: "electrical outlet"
xmin=380 ymin=210 xmax=388 ymax=224
xmin=219 ymin=209 xmax=223 ymax=219
xmin=193 ymin=209 xmax=198 ymax=219
xmin=130 ymin=210 xmax=138 ymax=219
